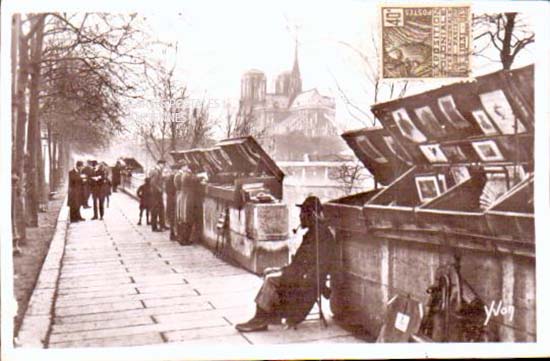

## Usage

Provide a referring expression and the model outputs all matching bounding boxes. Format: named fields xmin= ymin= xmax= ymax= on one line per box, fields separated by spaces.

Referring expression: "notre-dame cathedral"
xmin=236 ymin=44 xmax=344 ymax=161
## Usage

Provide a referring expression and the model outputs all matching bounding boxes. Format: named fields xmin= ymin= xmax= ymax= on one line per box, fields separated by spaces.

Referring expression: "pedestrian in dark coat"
xmin=235 ymin=196 xmax=335 ymax=332
xmin=174 ymin=165 xmax=203 ymax=245
xmin=136 ymin=177 xmax=152 ymax=225
xmin=149 ymin=159 xmax=168 ymax=232
xmin=165 ymin=171 xmax=178 ymax=241
xmin=81 ymin=161 xmax=95 ymax=208
xmin=68 ymin=161 xmax=85 ymax=222
xmin=112 ymin=162 xmax=122 ymax=192
xmin=91 ymin=163 xmax=109 ymax=220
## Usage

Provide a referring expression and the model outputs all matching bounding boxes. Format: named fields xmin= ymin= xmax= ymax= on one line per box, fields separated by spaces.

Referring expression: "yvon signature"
xmin=484 ymin=300 xmax=515 ymax=326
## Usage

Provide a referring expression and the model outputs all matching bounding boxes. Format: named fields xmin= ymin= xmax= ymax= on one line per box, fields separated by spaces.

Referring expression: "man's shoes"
xmin=137 ymin=221 xmax=142 ymax=225
xmin=91 ymin=216 xmax=98 ymax=220
xmin=235 ymin=317 xmax=269 ymax=332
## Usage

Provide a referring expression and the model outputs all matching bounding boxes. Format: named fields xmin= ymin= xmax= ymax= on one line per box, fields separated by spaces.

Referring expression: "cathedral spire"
xmin=289 ymin=38 xmax=302 ymax=102
xmin=292 ymin=38 xmax=300 ymax=78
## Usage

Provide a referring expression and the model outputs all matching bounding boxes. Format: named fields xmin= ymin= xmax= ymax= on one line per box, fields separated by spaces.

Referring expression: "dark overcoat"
xmin=137 ymin=183 xmax=152 ymax=209
xmin=68 ymin=169 xmax=83 ymax=208
xmin=175 ymin=171 xmax=202 ymax=224
xmin=91 ymin=168 xmax=109 ymax=199
xmin=271 ymin=222 xmax=335 ymax=324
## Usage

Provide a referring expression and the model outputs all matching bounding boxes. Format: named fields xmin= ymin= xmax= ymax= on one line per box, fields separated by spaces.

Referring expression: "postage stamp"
xmin=381 ymin=5 xmax=471 ymax=79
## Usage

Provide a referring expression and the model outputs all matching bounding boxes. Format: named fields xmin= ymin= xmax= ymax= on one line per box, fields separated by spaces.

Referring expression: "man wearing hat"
xmin=149 ymin=159 xmax=168 ymax=232
xmin=68 ymin=161 xmax=85 ymax=222
xmin=235 ymin=195 xmax=335 ymax=332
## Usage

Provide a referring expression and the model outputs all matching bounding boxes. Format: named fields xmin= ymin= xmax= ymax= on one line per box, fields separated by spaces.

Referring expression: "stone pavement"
xmin=19 ymin=191 xmax=362 ymax=348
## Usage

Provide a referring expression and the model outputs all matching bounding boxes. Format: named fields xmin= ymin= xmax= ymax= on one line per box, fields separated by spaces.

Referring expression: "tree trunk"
xmin=25 ymin=14 xmax=46 ymax=225
xmin=47 ymin=123 xmax=53 ymax=189
xmin=501 ymin=13 xmax=517 ymax=70
xmin=13 ymin=15 xmax=30 ymax=240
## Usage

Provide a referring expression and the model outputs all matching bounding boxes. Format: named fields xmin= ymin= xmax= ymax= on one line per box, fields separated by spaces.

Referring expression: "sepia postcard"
xmin=1 ymin=0 xmax=549 ymax=360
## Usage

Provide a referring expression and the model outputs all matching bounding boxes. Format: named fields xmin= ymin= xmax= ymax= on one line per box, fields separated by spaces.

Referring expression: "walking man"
xmin=68 ymin=161 xmax=85 ymax=222
xmin=149 ymin=159 xmax=168 ymax=232
xmin=91 ymin=163 xmax=109 ymax=220
xmin=81 ymin=160 xmax=95 ymax=208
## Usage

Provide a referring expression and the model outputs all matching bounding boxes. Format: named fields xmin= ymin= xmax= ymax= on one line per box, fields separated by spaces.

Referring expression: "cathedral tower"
xmin=240 ymin=69 xmax=266 ymax=102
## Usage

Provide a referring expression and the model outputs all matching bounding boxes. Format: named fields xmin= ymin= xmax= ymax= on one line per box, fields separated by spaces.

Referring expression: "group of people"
xmin=69 ymin=157 xmax=337 ymax=333
xmin=68 ymin=160 xmax=112 ymax=223
xmin=136 ymin=159 xmax=204 ymax=245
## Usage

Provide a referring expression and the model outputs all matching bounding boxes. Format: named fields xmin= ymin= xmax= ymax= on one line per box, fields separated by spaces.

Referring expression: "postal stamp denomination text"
xmin=381 ymin=5 xmax=471 ymax=79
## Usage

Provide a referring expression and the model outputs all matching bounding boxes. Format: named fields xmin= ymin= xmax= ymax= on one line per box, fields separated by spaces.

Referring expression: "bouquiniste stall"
xmin=170 ymin=136 xmax=289 ymax=274
xmin=324 ymin=65 xmax=535 ymax=342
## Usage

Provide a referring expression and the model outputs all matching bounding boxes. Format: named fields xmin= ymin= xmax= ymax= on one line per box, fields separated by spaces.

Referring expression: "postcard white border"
xmin=1 ymin=0 xmax=550 ymax=360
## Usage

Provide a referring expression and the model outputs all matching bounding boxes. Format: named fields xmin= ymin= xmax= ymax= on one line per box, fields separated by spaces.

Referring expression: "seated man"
xmin=235 ymin=196 xmax=335 ymax=332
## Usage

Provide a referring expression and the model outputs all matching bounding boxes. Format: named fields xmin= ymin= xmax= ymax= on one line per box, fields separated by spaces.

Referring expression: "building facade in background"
xmin=236 ymin=44 xmax=346 ymax=161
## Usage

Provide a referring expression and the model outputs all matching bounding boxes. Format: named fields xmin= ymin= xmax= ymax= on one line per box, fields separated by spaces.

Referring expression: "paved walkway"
xmin=24 ymin=192 xmax=360 ymax=348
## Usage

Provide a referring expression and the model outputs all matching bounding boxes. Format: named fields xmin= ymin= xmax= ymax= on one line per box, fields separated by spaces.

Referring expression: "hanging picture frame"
xmin=383 ymin=135 xmax=413 ymax=164
xmin=471 ymin=109 xmax=499 ymax=135
xmin=356 ymin=135 xmax=388 ymax=163
xmin=392 ymin=108 xmax=427 ymax=143
xmin=437 ymin=95 xmax=470 ymax=129
xmin=479 ymin=89 xmax=526 ymax=134
xmin=438 ymin=174 xmax=447 ymax=192
xmin=451 ymin=166 xmax=471 ymax=185
xmin=414 ymin=105 xmax=446 ymax=137
xmin=472 ymin=140 xmax=505 ymax=162
xmin=419 ymin=143 xmax=448 ymax=163
xmin=441 ymin=144 xmax=468 ymax=162
xmin=415 ymin=175 xmax=441 ymax=202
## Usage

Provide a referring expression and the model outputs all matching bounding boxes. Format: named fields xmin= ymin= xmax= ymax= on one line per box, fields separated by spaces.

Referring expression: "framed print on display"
xmin=471 ymin=109 xmax=499 ymax=135
xmin=419 ymin=143 xmax=449 ymax=163
xmin=441 ymin=144 xmax=468 ymax=162
xmin=437 ymin=95 xmax=470 ymax=129
xmin=472 ymin=140 xmax=505 ymax=162
xmin=392 ymin=108 xmax=427 ymax=143
xmin=415 ymin=175 xmax=441 ymax=202
xmin=414 ymin=105 xmax=446 ymax=137
xmin=480 ymin=89 xmax=526 ymax=134
xmin=356 ymin=135 xmax=388 ymax=163
xmin=451 ymin=166 xmax=471 ymax=185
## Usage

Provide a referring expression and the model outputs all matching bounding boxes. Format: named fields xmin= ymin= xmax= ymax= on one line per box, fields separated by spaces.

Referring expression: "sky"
xmin=135 ymin=0 xmax=536 ymax=134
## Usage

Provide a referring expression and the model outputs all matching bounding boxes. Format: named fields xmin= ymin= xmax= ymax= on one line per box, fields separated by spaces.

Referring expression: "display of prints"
xmin=415 ymin=175 xmax=441 ymax=202
xmin=441 ymin=145 xmax=468 ymax=162
xmin=356 ymin=135 xmax=388 ymax=163
xmin=451 ymin=166 xmax=471 ymax=185
xmin=383 ymin=135 xmax=412 ymax=164
xmin=419 ymin=144 xmax=448 ymax=163
xmin=392 ymin=108 xmax=427 ymax=143
xmin=479 ymin=89 xmax=526 ymax=134
xmin=472 ymin=140 xmax=505 ymax=162
xmin=437 ymin=95 xmax=470 ymax=129
xmin=471 ymin=109 xmax=499 ymax=135
xmin=438 ymin=174 xmax=447 ymax=192
xmin=414 ymin=106 xmax=446 ymax=137
xmin=216 ymin=148 xmax=233 ymax=166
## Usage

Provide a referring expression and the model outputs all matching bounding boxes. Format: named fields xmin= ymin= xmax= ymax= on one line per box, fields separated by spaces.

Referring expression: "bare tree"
xmin=226 ymin=103 xmax=268 ymax=140
xmin=12 ymin=12 xmax=156 ymax=243
xmin=329 ymin=161 xmax=371 ymax=195
xmin=332 ymin=31 xmax=409 ymax=127
xmin=473 ymin=13 xmax=534 ymax=70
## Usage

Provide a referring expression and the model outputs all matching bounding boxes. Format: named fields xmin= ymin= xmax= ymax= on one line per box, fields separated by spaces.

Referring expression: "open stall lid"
xmin=121 ymin=157 xmax=144 ymax=172
xmin=370 ymin=65 xmax=534 ymax=168
xmin=217 ymin=136 xmax=285 ymax=181
xmin=342 ymin=127 xmax=413 ymax=185
xmin=170 ymin=149 xmax=204 ymax=170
